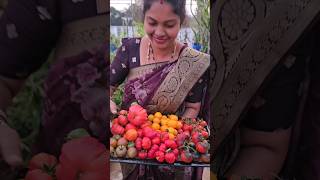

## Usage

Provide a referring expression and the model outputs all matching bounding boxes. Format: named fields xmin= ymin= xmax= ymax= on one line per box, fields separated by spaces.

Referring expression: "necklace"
xmin=147 ymin=40 xmax=177 ymax=63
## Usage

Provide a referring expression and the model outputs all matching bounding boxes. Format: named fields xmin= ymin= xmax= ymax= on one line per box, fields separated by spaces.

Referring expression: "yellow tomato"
xmin=151 ymin=123 xmax=160 ymax=130
xmin=173 ymin=129 xmax=178 ymax=136
xmin=167 ymin=127 xmax=175 ymax=134
xmin=148 ymin=114 xmax=154 ymax=121
xmin=167 ymin=120 xmax=177 ymax=129
xmin=154 ymin=112 xmax=162 ymax=118
xmin=153 ymin=117 xmax=161 ymax=124
xmin=168 ymin=114 xmax=178 ymax=121
xmin=160 ymin=125 xmax=168 ymax=132
xmin=162 ymin=115 xmax=168 ymax=119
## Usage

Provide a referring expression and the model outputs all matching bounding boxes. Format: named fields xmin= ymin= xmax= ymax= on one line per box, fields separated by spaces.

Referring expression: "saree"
xmin=33 ymin=1 xmax=108 ymax=156
xmin=210 ymin=0 xmax=320 ymax=178
xmin=119 ymin=46 xmax=210 ymax=180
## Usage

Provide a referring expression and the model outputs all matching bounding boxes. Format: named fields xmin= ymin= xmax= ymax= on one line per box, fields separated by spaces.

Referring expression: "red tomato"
xmin=25 ymin=169 xmax=53 ymax=180
xmin=55 ymin=137 xmax=108 ymax=180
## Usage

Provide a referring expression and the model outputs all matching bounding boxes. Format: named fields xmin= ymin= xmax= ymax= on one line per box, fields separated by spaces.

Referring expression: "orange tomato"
xmin=168 ymin=115 xmax=178 ymax=121
xmin=153 ymin=117 xmax=161 ymax=124
xmin=167 ymin=120 xmax=177 ymax=129
xmin=168 ymin=133 xmax=175 ymax=140
xmin=161 ymin=115 xmax=168 ymax=119
xmin=160 ymin=118 xmax=168 ymax=126
xmin=176 ymin=121 xmax=183 ymax=129
xmin=151 ymin=123 xmax=160 ymax=130
xmin=124 ymin=129 xmax=138 ymax=141
xmin=160 ymin=125 xmax=168 ymax=132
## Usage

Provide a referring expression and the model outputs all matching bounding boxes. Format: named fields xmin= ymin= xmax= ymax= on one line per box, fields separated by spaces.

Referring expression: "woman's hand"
xmin=110 ymin=99 xmax=118 ymax=114
xmin=0 ymin=123 xmax=23 ymax=167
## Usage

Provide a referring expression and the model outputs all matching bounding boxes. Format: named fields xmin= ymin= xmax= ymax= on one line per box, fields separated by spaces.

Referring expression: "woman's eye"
xmin=149 ymin=23 xmax=157 ymax=26
xmin=166 ymin=25 xmax=175 ymax=28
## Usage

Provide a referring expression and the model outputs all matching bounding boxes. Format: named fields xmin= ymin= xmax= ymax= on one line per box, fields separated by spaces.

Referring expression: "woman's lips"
xmin=153 ymin=37 xmax=168 ymax=44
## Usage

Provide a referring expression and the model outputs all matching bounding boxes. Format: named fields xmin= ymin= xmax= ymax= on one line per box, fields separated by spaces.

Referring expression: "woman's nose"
xmin=154 ymin=26 xmax=166 ymax=36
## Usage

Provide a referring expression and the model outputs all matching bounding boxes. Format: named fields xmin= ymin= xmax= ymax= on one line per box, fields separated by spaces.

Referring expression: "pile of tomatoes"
xmin=110 ymin=103 xmax=210 ymax=164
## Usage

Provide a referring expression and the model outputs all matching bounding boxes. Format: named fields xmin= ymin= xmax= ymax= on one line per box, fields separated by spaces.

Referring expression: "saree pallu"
xmin=211 ymin=0 xmax=320 ymax=178
xmin=32 ymin=14 xmax=108 ymax=156
xmin=33 ymin=46 xmax=107 ymax=156
xmin=120 ymin=47 xmax=210 ymax=180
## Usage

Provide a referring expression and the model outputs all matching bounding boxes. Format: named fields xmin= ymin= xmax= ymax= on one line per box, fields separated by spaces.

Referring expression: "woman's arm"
xmin=226 ymin=127 xmax=291 ymax=179
xmin=0 ymin=75 xmax=25 ymax=167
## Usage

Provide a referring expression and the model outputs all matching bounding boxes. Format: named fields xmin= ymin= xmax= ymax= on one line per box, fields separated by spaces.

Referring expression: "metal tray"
xmin=110 ymin=157 xmax=210 ymax=167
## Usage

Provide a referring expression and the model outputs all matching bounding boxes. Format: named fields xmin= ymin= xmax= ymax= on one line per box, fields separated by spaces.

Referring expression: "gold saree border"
xmin=147 ymin=47 xmax=210 ymax=113
xmin=212 ymin=0 xmax=320 ymax=154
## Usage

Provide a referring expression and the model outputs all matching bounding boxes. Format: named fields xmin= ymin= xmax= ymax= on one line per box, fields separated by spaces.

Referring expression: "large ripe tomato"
xmin=55 ymin=137 xmax=108 ymax=180
xmin=124 ymin=129 xmax=138 ymax=141
xmin=25 ymin=169 xmax=53 ymax=180
xmin=28 ymin=153 xmax=57 ymax=171
xmin=127 ymin=104 xmax=147 ymax=127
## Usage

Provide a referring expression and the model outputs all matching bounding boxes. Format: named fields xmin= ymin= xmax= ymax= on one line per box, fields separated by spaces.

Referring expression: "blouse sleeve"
xmin=185 ymin=70 xmax=209 ymax=103
xmin=110 ymin=39 xmax=130 ymax=86
xmin=0 ymin=0 xmax=60 ymax=79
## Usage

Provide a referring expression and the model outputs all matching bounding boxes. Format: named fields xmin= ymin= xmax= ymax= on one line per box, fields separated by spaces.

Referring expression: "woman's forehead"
xmin=145 ymin=2 xmax=180 ymax=21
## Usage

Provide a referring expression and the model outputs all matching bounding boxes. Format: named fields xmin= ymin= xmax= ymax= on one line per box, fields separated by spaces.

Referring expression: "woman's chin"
xmin=152 ymin=41 xmax=170 ymax=50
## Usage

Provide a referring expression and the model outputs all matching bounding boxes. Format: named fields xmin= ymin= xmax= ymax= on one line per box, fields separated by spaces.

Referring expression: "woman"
xmin=0 ymin=0 xmax=107 ymax=172
xmin=110 ymin=0 xmax=210 ymax=179
xmin=211 ymin=0 xmax=320 ymax=179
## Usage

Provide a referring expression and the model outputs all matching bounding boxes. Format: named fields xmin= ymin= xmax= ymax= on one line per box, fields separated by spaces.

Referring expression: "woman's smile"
xmin=153 ymin=36 xmax=169 ymax=45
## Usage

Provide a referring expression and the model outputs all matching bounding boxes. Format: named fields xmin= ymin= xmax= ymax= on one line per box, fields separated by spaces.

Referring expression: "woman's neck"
xmin=152 ymin=42 xmax=176 ymax=60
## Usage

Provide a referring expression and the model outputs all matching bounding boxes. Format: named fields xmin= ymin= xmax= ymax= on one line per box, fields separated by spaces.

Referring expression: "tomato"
xmin=127 ymin=104 xmax=148 ymax=127
xmin=138 ymin=151 xmax=148 ymax=159
xmin=55 ymin=137 xmax=108 ymax=180
xmin=180 ymin=151 xmax=193 ymax=163
xmin=25 ymin=169 xmax=53 ymax=180
xmin=28 ymin=153 xmax=57 ymax=171
xmin=142 ymin=137 xmax=152 ymax=150
xmin=124 ymin=129 xmax=138 ymax=141
xmin=165 ymin=152 xmax=176 ymax=164
xmin=125 ymin=123 xmax=136 ymax=132
xmin=118 ymin=115 xmax=128 ymax=126
xmin=155 ymin=151 xmax=165 ymax=162
xmin=110 ymin=137 xmax=117 ymax=148
xmin=111 ymin=124 xmax=125 ymax=135
xmin=196 ymin=141 xmax=209 ymax=154
xmin=116 ymin=145 xmax=127 ymax=157
xmin=127 ymin=147 xmax=138 ymax=158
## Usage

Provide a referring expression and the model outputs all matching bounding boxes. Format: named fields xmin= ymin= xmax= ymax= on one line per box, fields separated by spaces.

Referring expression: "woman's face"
xmin=144 ymin=1 xmax=181 ymax=50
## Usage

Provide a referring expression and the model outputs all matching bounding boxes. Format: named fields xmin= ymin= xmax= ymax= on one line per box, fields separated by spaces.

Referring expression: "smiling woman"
xmin=110 ymin=0 xmax=210 ymax=179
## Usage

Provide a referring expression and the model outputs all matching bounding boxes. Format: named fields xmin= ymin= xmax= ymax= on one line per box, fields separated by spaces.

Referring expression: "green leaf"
xmin=66 ymin=128 xmax=90 ymax=141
